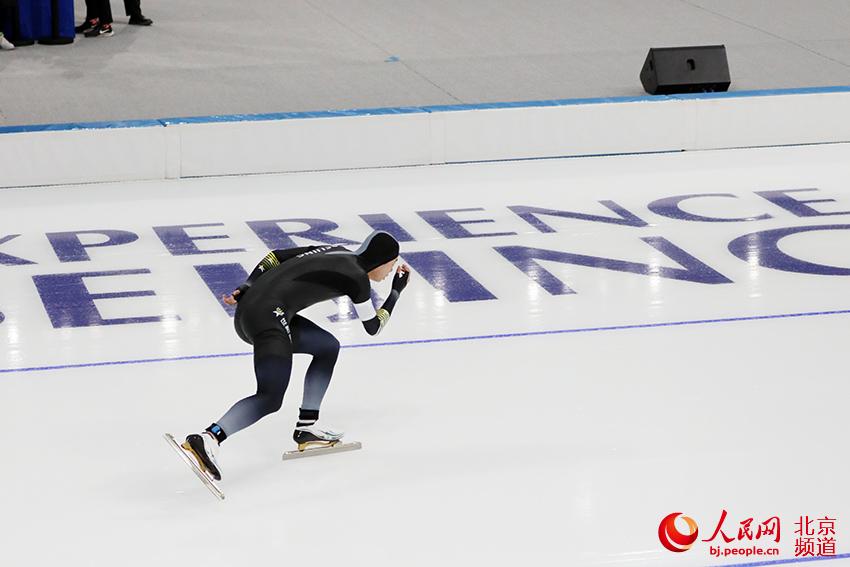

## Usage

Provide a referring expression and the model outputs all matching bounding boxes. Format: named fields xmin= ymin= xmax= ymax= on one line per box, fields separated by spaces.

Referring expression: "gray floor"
xmin=1 ymin=0 xmax=850 ymax=126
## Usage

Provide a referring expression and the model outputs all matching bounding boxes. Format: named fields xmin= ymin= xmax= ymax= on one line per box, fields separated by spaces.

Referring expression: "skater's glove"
xmin=235 ymin=284 xmax=250 ymax=300
xmin=223 ymin=285 xmax=250 ymax=306
xmin=391 ymin=265 xmax=410 ymax=293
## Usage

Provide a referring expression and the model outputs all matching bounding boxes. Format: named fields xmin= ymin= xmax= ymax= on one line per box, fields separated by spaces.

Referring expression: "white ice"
xmin=1 ymin=144 xmax=849 ymax=566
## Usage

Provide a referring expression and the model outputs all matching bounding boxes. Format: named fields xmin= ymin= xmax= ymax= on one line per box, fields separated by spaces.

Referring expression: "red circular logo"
xmin=658 ymin=512 xmax=699 ymax=552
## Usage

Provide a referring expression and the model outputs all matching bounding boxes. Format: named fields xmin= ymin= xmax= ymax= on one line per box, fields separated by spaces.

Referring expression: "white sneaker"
xmin=0 ymin=34 xmax=14 ymax=51
xmin=182 ymin=431 xmax=222 ymax=480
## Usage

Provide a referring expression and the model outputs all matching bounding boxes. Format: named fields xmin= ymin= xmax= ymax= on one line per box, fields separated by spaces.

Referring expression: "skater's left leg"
xmin=289 ymin=316 xmax=344 ymax=448
xmin=290 ymin=315 xmax=340 ymax=415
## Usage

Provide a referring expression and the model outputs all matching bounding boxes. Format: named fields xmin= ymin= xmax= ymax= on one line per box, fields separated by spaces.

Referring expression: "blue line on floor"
xmin=2 ymin=308 xmax=849 ymax=375
xmin=712 ymin=552 xmax=850 ymax=567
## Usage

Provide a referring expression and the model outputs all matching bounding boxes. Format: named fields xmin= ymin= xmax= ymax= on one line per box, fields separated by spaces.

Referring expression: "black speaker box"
xmin=640 ymin=45 xmax=731 ymax=95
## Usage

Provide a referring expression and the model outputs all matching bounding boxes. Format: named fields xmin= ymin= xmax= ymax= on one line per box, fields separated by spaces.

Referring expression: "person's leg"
xmin=209 ymin=329 xmax=293 ymax=440
xmin=83 ymin=0 xmax=112 ymax=35
xmin=123 ymin=0 xmax=138 ymax=17
xmin=100 ymin=0 xmax=113 ymax=25
xmin=289 ymin=315 xmax=340 ymax=417
xmin=83 ymin=0 xmax=96 ymax=21
xmin=124 ymin=0 xmax=152 ymax=25
xmin=287 ymin=317 xmax=343 ymax=448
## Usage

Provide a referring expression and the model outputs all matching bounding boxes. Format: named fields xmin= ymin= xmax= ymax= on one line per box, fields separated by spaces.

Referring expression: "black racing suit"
xmin=214 ymin=245 xmax=404 ymax=438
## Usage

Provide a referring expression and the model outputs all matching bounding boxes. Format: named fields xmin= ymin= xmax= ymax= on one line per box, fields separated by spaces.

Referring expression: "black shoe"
xmin=75 ymin=19 xmax=97 ymax=34
xmin=84 ymin=23 xmax=114 ymax=38
xmin=128 ymin=15 xmax=153 ymax=26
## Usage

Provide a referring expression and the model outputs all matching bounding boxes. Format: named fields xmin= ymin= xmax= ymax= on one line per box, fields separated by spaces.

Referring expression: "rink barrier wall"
xmin=1 ymin=86 xmax=850 ymax=188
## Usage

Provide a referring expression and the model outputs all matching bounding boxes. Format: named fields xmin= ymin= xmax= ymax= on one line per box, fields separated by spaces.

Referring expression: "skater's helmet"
xmin=355 ymin=231 xmax=399 ymax=271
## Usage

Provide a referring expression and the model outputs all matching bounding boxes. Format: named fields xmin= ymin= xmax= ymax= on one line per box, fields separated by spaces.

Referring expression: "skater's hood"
xmin=355 ymin=231 xmax=399 ymax=272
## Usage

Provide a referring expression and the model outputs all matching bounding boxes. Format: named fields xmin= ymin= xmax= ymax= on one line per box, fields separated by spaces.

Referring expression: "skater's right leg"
xmin=211 ymin=329 xmax=293 ymax=438
xmin=182 ymin=329 xmax=292 ymax=479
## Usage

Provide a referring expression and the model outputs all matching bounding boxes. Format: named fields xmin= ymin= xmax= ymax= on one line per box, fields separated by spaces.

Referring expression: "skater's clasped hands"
xmin=391 ymin=263 xmax=411 ymax=293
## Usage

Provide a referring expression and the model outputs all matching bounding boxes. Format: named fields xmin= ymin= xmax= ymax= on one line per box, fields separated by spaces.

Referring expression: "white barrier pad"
xmin=176 ymin=113 xmax=435 ymax=178
xmin=0 ymin=127 xmax=167 ymax=188
xmin=695 ymin=92 xmax=850 ymax=150
xmin=440 ymin=100 xmax=696 ymax=163
xmin=2 ymin=90 xmax=850 ymax=189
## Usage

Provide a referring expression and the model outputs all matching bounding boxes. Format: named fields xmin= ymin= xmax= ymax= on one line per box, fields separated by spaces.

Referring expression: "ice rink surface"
xmin=2 ymin=144 xmax=849 ymax=566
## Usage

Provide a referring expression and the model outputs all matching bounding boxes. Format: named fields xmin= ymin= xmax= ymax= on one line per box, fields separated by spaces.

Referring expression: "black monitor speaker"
xmin=640 ymin=45 xmax=731 ymax=95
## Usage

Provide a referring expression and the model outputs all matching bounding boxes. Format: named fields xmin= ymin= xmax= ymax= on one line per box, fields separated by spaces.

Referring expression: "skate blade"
xmin=282 ymin=441 xmax=362 ymax=461
xmin=164 ymin=433 xmax=225 ymax=500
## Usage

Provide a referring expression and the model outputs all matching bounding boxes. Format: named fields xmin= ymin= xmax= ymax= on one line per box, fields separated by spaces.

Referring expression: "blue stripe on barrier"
xmin=2 ymin=85 xmax=849 ymax=135
xmin=159 ymin=106 xmax=429 ymax=125
xmin=0 ymin=119 xmax=164 ymax=135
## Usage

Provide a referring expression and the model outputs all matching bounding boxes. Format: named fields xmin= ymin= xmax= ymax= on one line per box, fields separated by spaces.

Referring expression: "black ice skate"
xmin=182 ymin=433 xmax=222 ymax=480
xmin=282 ymin=424 xmax=361 ymax=461
xmin=163 ymin=432 xmax=224 ymax=500
xmin=293 ymin=423 xmax=343 ymax=450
